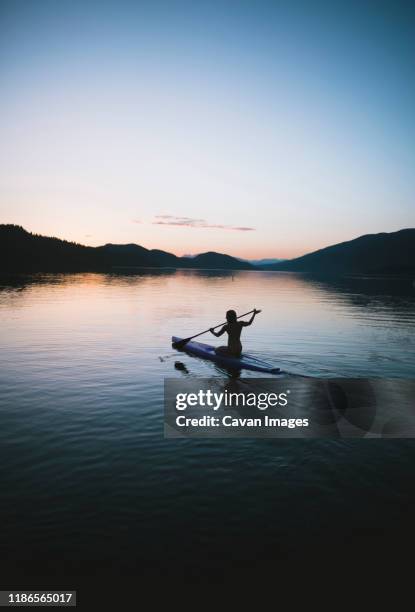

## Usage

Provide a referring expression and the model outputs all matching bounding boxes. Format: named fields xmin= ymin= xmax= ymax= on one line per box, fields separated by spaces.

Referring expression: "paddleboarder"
xmin=209 ymin=309 xmax=261 ymax=357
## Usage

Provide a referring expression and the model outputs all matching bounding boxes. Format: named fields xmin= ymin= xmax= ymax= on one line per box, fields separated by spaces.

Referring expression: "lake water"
xmin=1 ymin=270 xmax=415 ymax=583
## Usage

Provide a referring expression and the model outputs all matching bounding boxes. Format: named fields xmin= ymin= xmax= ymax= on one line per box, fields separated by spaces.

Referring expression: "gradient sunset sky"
xmin=1 ymin=0 xmax=414 ymax=258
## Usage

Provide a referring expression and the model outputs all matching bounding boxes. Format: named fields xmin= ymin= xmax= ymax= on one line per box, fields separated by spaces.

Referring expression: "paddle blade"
xmin=172 ymin=338 xmax=191 ymax=350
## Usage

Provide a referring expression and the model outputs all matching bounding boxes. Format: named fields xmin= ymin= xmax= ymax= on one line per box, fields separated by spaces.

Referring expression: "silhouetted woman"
xmin=210 ymin=309 xmax=260 ymax=357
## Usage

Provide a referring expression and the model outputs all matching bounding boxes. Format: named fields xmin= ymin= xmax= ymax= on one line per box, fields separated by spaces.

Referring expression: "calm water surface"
xmin=1 ymin=270 xmax=415 ymax=576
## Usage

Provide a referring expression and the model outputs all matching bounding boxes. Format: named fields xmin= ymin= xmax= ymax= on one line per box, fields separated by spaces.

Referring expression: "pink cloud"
xmin=151 ymin=215 xmax=255 ymax=231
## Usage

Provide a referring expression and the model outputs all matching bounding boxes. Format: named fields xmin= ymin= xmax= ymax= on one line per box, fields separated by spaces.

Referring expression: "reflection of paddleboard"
xmin=172 ymin=336 xmax=280 ymax=374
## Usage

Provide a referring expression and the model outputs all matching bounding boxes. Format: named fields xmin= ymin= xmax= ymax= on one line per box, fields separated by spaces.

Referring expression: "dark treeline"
xmin=263 ymin=228 xmax=415 ymax=276
xmin=0 ymin=225 xmax=253 ymax=272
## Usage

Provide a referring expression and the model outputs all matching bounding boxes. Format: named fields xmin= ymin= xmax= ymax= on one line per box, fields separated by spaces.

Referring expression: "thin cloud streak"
xmin=151 ymin=215 xmax=255 ymax=232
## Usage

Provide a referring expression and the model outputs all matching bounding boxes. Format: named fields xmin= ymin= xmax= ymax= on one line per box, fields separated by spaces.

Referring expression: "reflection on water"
xmin=1 ymin=269 xmax=414 ymax=379
xmin=0 ymin=270 xmax=414 ymax=579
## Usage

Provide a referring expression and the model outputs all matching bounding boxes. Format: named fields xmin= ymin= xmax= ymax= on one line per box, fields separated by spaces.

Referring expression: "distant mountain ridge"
xmin=245 ymin=258 xmax=285 ymax=266
xmin=0 ymin=225 xmax=413 ymax=275
xmin=0 ymin=225 xmax=254 ymax=272
xmin=263 ymin=229 xmax=415 ymax=275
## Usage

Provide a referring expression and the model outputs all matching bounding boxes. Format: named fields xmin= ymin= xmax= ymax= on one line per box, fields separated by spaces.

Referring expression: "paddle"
xmin=172 ymin=309 xmax=257 ymax=350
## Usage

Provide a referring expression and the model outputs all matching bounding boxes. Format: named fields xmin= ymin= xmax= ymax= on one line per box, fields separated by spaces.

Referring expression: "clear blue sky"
xmin=1 ymin=0 xmax=414 ymax=258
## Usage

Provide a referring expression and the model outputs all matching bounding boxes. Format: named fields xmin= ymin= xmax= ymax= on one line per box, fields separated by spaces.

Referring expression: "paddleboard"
xmin=172 ymin=336 xmax=280 ymax=374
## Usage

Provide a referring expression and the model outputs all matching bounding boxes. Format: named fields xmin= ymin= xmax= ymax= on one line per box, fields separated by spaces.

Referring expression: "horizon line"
xmin=1 ymin=223 xmax=413 ymax=262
